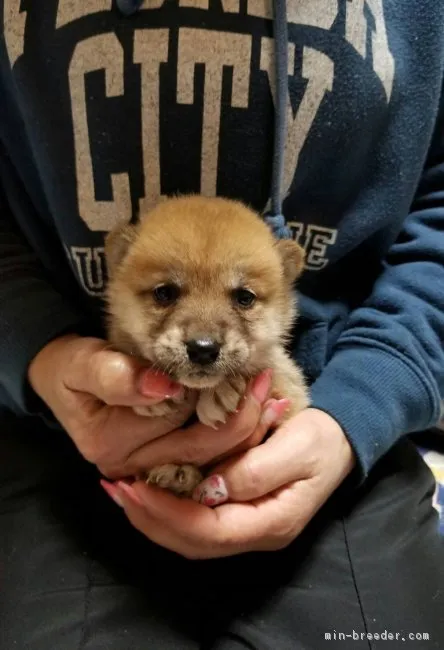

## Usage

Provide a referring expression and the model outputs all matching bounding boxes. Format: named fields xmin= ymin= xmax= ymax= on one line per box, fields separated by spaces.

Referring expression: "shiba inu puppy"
xmin=105 ymin=196 xmax=309 ymax=496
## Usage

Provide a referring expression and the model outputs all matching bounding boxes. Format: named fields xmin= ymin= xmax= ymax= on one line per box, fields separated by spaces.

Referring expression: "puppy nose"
xmin=186 ymin=339 xmax=220 ymax=365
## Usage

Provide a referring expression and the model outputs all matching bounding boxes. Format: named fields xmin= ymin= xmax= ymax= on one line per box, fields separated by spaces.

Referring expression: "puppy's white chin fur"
xmin=178 ymin=374 xmax=223 ymax=389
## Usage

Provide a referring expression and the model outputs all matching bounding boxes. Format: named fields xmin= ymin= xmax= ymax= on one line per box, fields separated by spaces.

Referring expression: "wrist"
xmin=305 ymin=407 xmax=356 ymax=477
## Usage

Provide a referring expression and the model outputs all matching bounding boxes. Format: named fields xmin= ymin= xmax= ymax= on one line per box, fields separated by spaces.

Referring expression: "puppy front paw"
xmin=196 ymin=376 xmax=246 ymax=428
xmin=146 ymin=464 xmax=203 ymax=497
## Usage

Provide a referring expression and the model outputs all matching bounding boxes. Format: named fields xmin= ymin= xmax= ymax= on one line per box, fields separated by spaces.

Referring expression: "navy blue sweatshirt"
xmin=1 ymin=1 xmax=444 ymax=476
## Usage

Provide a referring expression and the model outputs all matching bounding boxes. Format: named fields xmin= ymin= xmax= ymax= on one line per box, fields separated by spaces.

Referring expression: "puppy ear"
xmin=105 ymin=222 xmax=138 ymax=277
xmin=275 ymin=239 xmax=306 ymax=283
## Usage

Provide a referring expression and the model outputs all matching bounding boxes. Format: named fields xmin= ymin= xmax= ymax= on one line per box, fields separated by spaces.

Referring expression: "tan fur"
xmin=105 ymin=196 xmax=309 ymax=497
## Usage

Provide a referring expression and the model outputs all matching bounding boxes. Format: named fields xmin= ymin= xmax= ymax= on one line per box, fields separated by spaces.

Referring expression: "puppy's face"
xmin=105 ymin=197 xmax=304 ymax=388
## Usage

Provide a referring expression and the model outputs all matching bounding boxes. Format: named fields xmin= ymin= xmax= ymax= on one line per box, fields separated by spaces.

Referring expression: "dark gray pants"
xmin=0 ymin=411 xmax=443 ymax=650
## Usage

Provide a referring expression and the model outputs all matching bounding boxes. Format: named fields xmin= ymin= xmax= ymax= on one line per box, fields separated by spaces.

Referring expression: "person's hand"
xmin=99 ymin=368 xmax=288 ymax=482
xmin=28 ymin=335 xmax=283 ymax=479
xmin=103 ymin=408 xmax=355 ymax=558
xmin=28 ymin=334 xmax=196 ymax=477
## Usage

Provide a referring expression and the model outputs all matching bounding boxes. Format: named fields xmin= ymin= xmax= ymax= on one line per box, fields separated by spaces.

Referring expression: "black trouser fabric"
xmin=0 ymin=411 xmax=443 ymax=650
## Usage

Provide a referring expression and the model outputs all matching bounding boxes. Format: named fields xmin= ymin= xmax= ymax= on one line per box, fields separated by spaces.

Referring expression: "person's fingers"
xmin=118 ymin=483 xmax=204 ymax=558
xmin=83 ymin=396 xmax=197 ymax=475
xmin=114 ymin=479 xmax=314 ymax=558
xmin=208 ymin=397 xmax=291 ymax=466
xmin=100 ymin=478 xmax=124 ymax=507
xmin=124 ymin=370 xmax=273 ymax=471
xmin=194 ymin=418 xmax=318 ymax=504
xmin=65 ymin=341 xmax=183 ymax=406
xmin=99 ymin=410 xmax=355 ymax=559
xmin=120 ymin=480 xmax=270 ymax=558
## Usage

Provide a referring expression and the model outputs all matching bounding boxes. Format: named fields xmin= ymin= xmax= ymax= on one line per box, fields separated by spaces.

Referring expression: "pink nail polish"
xmin=192 ymin=475 xmax=228 ymax=507
xmin=116 ymin=481 xmax=144 ymax=507
xmin=139 ymin=372 xmax=184 ymax=399
xmin=100 ymin=479 xmax=123 ymax=508
xmin=260 ymin=398 xmax=291 ymax=429
xmin=251 ymin=369 xmax=273 ymax=403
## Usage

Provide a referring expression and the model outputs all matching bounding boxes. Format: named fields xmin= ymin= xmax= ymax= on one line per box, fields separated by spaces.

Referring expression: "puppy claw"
xmin=218 ymin=376 xmax=246 ymax=413
xmin=196 ymin=377 xmax=246 ymax=428
xmin=196 ymin=394 xmax=227 ymax=428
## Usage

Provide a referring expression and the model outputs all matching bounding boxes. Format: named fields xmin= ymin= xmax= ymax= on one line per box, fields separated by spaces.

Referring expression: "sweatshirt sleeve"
xmin=0 ymin=200 xmax=84 ymax=414
xmin=309 ymin=103 xmax=444 ymax=478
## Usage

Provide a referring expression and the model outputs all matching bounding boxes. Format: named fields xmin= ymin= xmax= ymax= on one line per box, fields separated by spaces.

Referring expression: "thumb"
xmin=65 ymin=338 xmax=184 ymax=407
xmin=194 ymin=417 xmax=312 ymax=504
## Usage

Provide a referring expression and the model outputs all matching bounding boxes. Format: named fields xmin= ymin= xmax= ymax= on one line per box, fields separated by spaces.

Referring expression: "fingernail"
xmin=260 ymin=398 xmax=292 ymax=429
xmin=116 ymin=480 xmax=144 ymax=507
xmin=251 ymin=369 xmax=273 ymax=403
xmin=100 ymin=479 xmax=123 ymax=508
xmin=138 ymin=371 xmax=184 ymax=399
xmin=192 ymin=475 xmax=228 ymax=507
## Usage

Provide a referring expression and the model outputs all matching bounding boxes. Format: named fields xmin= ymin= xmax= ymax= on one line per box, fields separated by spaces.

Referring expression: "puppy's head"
xmin=105 ymin=196 xmax=304 ymax=388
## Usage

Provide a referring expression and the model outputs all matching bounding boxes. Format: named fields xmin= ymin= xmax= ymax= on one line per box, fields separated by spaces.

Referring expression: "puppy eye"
xmin=232 ymin=287 xmax=256 ymax=308
xmin=153 ymin=283 xmax=180 ymax=306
